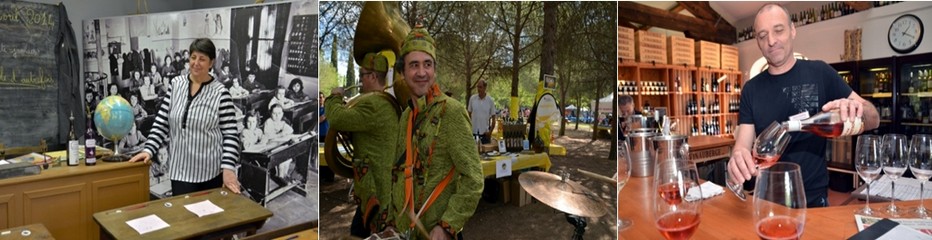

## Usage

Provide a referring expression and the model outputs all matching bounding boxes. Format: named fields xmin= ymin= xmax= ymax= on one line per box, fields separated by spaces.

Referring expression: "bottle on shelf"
xmin=699 ymin=97 xmax=706 ymax=114
xmin=689 ymin=78 xmax=695 ymax=92
xmin=675 ymin=77 xmax=682 ymax=92
xmin=67 ymin=113 xmax=79 ymax=166
xmin=782 ymin=110 xmax=860 ymax=138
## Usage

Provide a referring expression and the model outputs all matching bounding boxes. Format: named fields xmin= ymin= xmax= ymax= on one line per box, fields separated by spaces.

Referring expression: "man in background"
xmin=468 ymin=80 xmax=496 ymax=144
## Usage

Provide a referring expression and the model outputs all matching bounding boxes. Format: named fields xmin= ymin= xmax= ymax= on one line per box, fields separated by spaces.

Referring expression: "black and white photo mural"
xmin=81 ymin=1 xmax=317 ymax=223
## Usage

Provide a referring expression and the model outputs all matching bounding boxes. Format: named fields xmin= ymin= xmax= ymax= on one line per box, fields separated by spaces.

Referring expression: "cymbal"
xmin=518 ymin=171 xmax=607 ymax=217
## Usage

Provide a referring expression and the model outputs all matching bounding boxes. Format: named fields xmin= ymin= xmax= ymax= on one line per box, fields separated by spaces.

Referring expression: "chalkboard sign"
xmin=0 ymin=1 xmax=62 ymax=148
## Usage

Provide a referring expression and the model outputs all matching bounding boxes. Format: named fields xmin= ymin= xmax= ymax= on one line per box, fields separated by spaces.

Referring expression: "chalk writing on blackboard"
xmin=0 ymin=43 xmax=41 ymax=58
xmin=0 ymin=66 xmax=55 ymax=89
xmin=0 ymin=5 xmax=55 ymax=29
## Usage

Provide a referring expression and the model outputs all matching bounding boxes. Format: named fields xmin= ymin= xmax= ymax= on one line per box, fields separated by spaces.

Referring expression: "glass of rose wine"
xmin=618 ymin=141 xmax=633 ymax=230
xmin=752 ymin=121 xmax=792 ymax=169
xmin=908 ymin=134 xmax=932 ymax=218
xmin=725 ymin=121 xmax=792 ymax=201
xmin=653 ymin=160 xmax=701 ymax=240
xmin=882 ymin=133 xmax=908 ymax=216
xmin=753 ymin=162 xmax=806 ymax=240
xmin=854 ymin=134 xmax=883 ymax=216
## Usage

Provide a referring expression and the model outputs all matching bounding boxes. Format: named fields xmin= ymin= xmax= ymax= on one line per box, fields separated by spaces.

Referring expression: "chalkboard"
xmin=0 ymin=1 xmax=62 ymax=148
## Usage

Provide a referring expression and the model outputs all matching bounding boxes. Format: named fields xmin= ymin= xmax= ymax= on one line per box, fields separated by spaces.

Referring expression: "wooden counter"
xmin=619 ymin=176 xmax=925 ymax=239
xmin=0 ymin=160 xmax=149 ymax=240
xmin=686 ymin=136 xmax=734 ymax=164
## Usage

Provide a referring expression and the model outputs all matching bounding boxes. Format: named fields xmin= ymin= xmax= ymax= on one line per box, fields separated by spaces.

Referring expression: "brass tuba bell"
xmin=324 ymin=1 xmax=410 ymax=179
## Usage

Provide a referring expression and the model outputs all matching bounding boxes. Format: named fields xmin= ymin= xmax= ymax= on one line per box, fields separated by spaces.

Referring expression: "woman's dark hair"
xmin=288 ymin=78 xmax=303 ymax=91
xmin=188 ymin=38 xmax=216 ymax=60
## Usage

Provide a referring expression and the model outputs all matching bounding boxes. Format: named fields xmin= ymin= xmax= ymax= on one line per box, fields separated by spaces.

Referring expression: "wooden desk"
xmin=93 ymin=188 xmax=273 ymax=240
xmin=0 ymin=158 xmax=148 ymax=240
xmin=240 ymin=134 xmax=313 ymax=205
xmin=686 ymin=136 xmax=734 ymax=164
xmin=619 ymin=176 xmax=925 ymax=239
xmin=0 ymin=224 xmax=53 ymax=240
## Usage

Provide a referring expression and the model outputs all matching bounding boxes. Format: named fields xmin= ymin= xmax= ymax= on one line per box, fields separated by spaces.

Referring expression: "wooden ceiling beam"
xmin=640 ymin=3 xmax=687 ymax=32
xmin=678 ymin=1 xmax=735 ymax=32
xmin=618 ymin=20 xmax=637 ymax=29
xmin=618 ymin=1 xmax=736 ymax=44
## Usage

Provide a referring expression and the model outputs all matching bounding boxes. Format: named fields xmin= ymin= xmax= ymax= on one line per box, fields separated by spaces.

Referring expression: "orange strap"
xmin=416 ymin=167 xmax=456 ymax=220
xmin=402 ymin=100 xmax=418 ymax=221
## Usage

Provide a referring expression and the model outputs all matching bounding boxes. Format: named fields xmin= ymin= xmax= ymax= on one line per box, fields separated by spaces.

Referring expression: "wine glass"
xmin=881 ymin=133 xmax=908 ymax=216
xmin=752 ymin=121 xmax=792 ymax=169
xmin=725 ymin=121 xmax=792 ymax=201
xmin=909 ymin=134 xmax=932 ymax=218
xmin=854 ymin=134 xmax=883 ymax=215
xmin=653 ymin=160 xmax=701 ymax=240
xmin=617 ymin=140 xmax=633 ymax=230
xmin=753 ymin=162 xmax=806 ymax=239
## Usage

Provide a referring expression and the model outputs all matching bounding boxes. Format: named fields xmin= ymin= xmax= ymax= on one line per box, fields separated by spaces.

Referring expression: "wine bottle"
xmin=67 ymin=113 xmax=79 ymax=166
xmin=85 ymin=116 xmax=97 ymax=166
xmin=782 ymin=110 xmax=862 ymax=138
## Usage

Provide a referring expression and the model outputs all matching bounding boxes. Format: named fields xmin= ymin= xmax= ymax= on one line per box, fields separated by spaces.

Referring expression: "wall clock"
xmin=888 ymin=14 xmax=923 ymax=54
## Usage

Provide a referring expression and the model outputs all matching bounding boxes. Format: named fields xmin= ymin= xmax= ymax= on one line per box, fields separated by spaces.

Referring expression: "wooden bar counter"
xmin=686 ymin=136 xmax=734 ymax=163
xmin=619 ymin=177 xmax=927 ymax=239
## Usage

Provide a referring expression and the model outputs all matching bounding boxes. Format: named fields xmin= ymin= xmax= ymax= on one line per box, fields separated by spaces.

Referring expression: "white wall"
xmin=736 ymin=1 xmax=932 ymax=81
xmin=194 ymin=0 xmax=293 ymax=9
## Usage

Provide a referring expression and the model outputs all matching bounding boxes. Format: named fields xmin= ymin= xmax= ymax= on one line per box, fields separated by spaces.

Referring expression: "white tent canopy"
xmin=591 ymin=94 xmax=614 ymax=114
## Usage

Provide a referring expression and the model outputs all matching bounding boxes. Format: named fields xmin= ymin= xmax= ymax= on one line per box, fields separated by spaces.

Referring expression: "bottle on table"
xmin=67 ymin=113 xmax=79 ymax=166
xmin=85 ymin=116 xmax=97 ymax=166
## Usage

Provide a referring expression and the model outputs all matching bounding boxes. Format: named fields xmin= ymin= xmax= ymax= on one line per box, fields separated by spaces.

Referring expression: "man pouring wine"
xmin=727 ymin=3 xmax=880 ymax=208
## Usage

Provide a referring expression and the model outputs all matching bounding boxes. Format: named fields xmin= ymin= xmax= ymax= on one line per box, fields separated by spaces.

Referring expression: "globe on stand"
xmin=94 ymin=96 xmax=135 ymax=162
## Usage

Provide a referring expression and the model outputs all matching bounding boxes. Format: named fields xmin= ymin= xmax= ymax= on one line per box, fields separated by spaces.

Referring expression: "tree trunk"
xmin=330 ymin=37 xmax=338 ymax=68
xmin=592 ymin=83 xmax=601 ymax=140
xmin=345 ymin=50 xmax=355 ymax=95
xmin=610 ymin=86 xmax=617 ymax=157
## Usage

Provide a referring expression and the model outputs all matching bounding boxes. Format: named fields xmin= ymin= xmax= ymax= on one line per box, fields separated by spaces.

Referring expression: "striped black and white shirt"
xmin=143 ymin=74 xmax=241 ymax=183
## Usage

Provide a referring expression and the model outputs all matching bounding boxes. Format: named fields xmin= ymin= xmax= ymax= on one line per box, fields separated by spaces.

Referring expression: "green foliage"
xmin=318 ymin=52 xmax=342 ymax=96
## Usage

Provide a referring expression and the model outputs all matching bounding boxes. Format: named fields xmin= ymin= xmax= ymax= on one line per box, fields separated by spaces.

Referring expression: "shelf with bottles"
xmin=861 ymin=67 xmax=894 ymax=94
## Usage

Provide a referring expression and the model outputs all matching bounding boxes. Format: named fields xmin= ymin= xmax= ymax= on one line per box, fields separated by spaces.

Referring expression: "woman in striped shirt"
xmin=129 ymin=38 xmax=242 ymax=196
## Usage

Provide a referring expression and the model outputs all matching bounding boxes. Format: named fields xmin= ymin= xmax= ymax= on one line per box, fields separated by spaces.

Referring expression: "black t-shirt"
xmin=739 ymin=59 xmax=852 ymax=205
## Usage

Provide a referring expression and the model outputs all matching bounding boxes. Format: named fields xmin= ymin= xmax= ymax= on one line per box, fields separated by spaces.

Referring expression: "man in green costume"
xmin=387 ymin=26 xmax=483 ymax=240
xmin=326 ymin=52 xmax=401 ymax=237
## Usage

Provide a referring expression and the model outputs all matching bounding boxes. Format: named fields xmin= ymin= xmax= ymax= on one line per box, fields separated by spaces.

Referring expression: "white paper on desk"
xmin=184 ymin=200 xmax=224 ymax=217
xmin=125 ymin=214 xmax=170 ymax=235
xmin=496 ymin=159 xmax=512 ymax=178
xmin=0 ymin=160 xmax=8 ymax=165
xmin=861 ymin=176 xmax=932 ymax=201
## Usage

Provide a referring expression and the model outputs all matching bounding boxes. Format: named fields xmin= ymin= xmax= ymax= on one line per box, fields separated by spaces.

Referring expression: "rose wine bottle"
xmin=782 ymin=110 xmax=856 ymax=138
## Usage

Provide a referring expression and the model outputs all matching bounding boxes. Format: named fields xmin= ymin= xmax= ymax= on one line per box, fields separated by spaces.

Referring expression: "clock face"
xmin=888 ymin=14 xmax=924 ymax=54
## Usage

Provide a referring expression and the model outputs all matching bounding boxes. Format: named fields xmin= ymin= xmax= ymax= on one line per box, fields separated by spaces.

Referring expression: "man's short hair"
xmin=756 ymin=3 xmax=793 ymax=29
xmin=619 ymin=94 xmax=633 ymax=106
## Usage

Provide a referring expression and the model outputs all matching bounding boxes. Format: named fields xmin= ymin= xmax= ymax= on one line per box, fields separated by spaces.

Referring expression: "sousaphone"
xmin=324 ymin=1 xmax=410 ymax=179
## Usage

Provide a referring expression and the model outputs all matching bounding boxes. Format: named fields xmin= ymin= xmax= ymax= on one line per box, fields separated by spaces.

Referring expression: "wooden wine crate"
xmin=667 ymin=35 xmax=695 ymax=66
xmin=635 ymin=30 xmax=667 ymax=64
xmin=721 ymin=44 xmax=739 ymax=71
xmin=696 ymin=40 xmax=721 ymax=69
xmin=618 ymin=26 xmax=636 ymax=62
